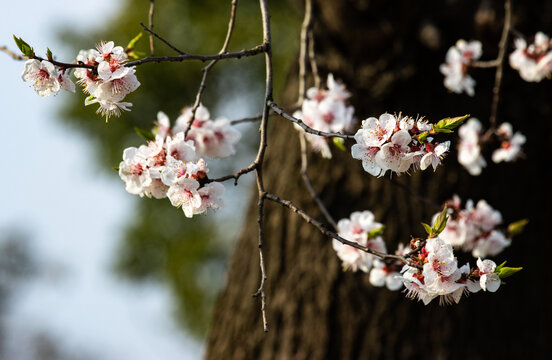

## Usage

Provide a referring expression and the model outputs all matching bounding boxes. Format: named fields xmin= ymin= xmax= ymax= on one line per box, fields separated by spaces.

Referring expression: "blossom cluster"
xmin=156 ymin=104 xmax=241 ymax=159
xmin=118 ymin=103 xmax=241 ymax=217
xmin=74 ymin=41 xmax=140 ymax=120
xmin=436 ymin=195 xmax=511 ymax=258
xmin=457 ymin=118 xmax=525 ymax=175
xmin=332 ymin=211 xmax=403 ymax=291
xmin=440 ymin=40 xmax=482 ymax=96
xmin=293 ymin=74 xmax=355 ymax=158
xmin=510 ymin=31 xmax=552 ymax=82
xmin=21 ymin=59 xmax=75 ymax=97
xmin=402 ymin=237 xmax=501 ymax=305
xmin=351 ymin=113 xmax=450 ymax=177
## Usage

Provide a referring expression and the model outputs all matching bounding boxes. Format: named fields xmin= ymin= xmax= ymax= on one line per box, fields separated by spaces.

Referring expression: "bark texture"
xmin=206 ymin=1 xmax=552 ymax=358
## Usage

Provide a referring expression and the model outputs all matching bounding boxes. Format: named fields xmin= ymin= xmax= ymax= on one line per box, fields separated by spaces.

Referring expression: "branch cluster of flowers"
xmin=510 ymin=31 xmax=552 ymax=82
xmin=333 ymin=206 xmax=522 ymax=305
xmin=74 ymin=41 xmax=140 ymax=120
xmin=293 ymin=74 xmax=355 ymax=158
xmin=437 ymin=195 xmax=512 ymax=258
xmin=351 ymin=113 xmax=468 ymax=177
xmin=15 ymin=36 xmax=140 ymax=121
xmin=119 ymin=104 xmax=240 ymax=217
xmin=441 ymin=32 xmax=552 ymax=96
xmin=440 ymin=39 xmax=482 ymax=96
xmin=458 ymin=118 xmax=525 ymax=175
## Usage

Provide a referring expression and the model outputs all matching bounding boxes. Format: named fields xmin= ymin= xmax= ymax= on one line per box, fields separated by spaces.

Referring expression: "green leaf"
xmin=496 ymin=266 xmax=522 ymax=279
xmin=13 ymin=35 xmax=34 ymax=57
xmin=332 ymin=137 xmax=346 ymax=151
xmin=421 ymin=222 xmax=433 ymax=236
xmin=46 ymin=47 xmax=53 ymax=60
xmin=134 ymin=126 xmax=155 ymax=141
xmin=112 ymin=166 xmax=120 ymax=171
xmin=367 ymin=225 xmax=386 ymax=239
xmin=126 ymin=32 xmax=143 ymax=50
xmin=432 ymin=114 xmax=470 ymax=134
xmin=417 ymin=131 xmax=429 ymax=144
xmin=128 ymin=51 xmax=146 ymax=60
xmin=431 ymin=205 xmax=449 ymax=236
xmin=495 ymin=261 xmax=507 ymax=273
xmin=508 ymin=219 xmax=529 ymax=238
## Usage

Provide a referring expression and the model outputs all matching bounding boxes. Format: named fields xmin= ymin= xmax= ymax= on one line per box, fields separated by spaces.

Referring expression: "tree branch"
xmin=148 ymin=0 xmax=155 ymax=56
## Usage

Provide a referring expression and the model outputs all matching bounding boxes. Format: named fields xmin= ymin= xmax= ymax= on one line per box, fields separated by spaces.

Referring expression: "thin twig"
xmin=268 ymin=100 xmax=355 ymax=139
xmin=230 ymin=114 xmax=262 ymax=125
xmin=148 ymin=0 xmax=155 ymax=56
xmin=299 ymin=132 xmax=338 ymax=229
xmin=485 ymin=0 xmax=512 ymax=138
xmin=185 ymin=0 xmax=239 ymax=138
xmin=140 ymin=22 xmax=185 ymax=55
xmin=307 ymin=30 xmax=321 ymax=89
xmin=0 ymin=46 xmax=27 ymax=60
xmin=470 ymin=59 xmax=500 ymax=68
xmin=206 ymin=163 xmax=257 ymax=185
xmin=298 ymin=0 xmax=313 ymax=104
xmin=265 ymin=193 xmax=422 ymax=269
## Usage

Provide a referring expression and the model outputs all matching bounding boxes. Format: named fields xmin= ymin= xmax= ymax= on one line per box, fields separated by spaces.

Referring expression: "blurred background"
xmin=1 ymin=0 xmax=300 ymax=358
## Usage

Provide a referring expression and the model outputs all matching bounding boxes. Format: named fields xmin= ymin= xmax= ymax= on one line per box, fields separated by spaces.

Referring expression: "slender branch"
xmin=32 ymin=56 xmax=95 ymax=70
xmin=230 ymin=114 xmax=262 ymax=125
xmin=185 ymin=0 xmax=239 ymax=138
xmin=148 ymin=0 xmax=155 ymax=56
xmin=486 ymin=0 xmax=512 ymax=136
xmin=0 ymin=46 xmax=27 ymax=60
xmin=206 ymin=163 xmax=256 ymax=186
xmin=298 ymin=0 xmax=313 ymax=104
xmin=470 ymin=59 xmax=500 ymax=68
xmin=125 ymin=43 xmax=267 ymax=67
xmin=268 ymin=100 xmax=355 ymax=139
xmin=307 ymin=30 xmax=321 ymax=89
xmin=265 ymin=193 xmax=422 ymax=269
xmin=140 ymin=22 xmax=185 ymax=55
xmin=299 ymin=132 xmax=338 ymax=229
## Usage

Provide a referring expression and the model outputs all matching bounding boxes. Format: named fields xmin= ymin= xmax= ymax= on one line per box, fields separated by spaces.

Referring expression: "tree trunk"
xmin=206 ymin=1 xmax=551 ymax=358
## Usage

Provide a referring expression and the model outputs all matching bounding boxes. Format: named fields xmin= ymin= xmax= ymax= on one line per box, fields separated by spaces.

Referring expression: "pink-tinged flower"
xmin=440 ymin=40 xmax=482 ymax=96
xmin=458 ymin=118 xmax=486 ymax=175
xmin=510 ymin=32 xmax=552 ymax=82
xmin=119 ymin=146 xmax=152 ymax=196
xmin=351 ymin=141 xmax=382 ymax=176
xmin=333 ymin=211 xmax=386 ymax=272
xmin=358 ymin=114 xmax=396 ymax=147
xmin=21 ymin=59 xmax=61 ymax=97
xmin=476 ymin=258 xmax=500 ymax=292
xmin=173 ymin=104 xmax=211 ymax=134
xmin=165 ymin=132 xmax=197 ymax=163
xmin=195 ymin=182 xmax=225 ymax=215
xmin=166 ymin=178 xmax=202 ymax=218
xmin=369 ymin=259 xmax=403 ymax=291
xmin=472 ymin=230 xmax=511 ymax=258
xmin=420 ymin=141 xmax=450 ymax=171
xmin=492 ymin=122 xmax=526 ymax=163
xmin=375 ymin=129 xmax=414 ymax=174
xmin=155 ymin=111 xmax=172 ymax=139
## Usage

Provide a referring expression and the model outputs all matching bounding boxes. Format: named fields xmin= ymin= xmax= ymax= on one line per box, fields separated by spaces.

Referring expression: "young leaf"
xmin=431 ymin=205 xmax=449 ymax=236
xmin=112 ymin=166 xmax=120 ymax=171
xmin=421 ymin=222 xmax=433 ymax=236
xmin=46 ymin=47 xmax=53 ymax=60
xmin=13 ymin=35 xmax=34 ymax=57
xmin=332 ymin=137 xmax=346 ymax=151
xmin=134 ymin=126 xmax=155 ymax=141
xmin=496 ymin=266 xmax=523 ymax=279
xmin=495 ymin=261 xmax=507 ymax=273
xmin=417 ymin=131 xmax=429 ymax=144
xmin=432 ymin=114 xmax=470 ymax=134
xmin=126 ymin=32 xmax=143 ymax=51
xmin=367 ymin=225 xmax=386 ymax=239
xmin=508 ymin=219 xmax=529 ymax=238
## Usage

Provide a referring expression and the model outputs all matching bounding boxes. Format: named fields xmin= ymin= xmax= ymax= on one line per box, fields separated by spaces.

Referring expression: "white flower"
xmin=472 ymin=230 xmax=511 ymax=259
xmin=476 ymin=258 xmax=500 ymax=292
xmin=510 ymin=32 xmax=552 ymax=82
xmin=458 ymin=118 xmax=486 ymax=175
xmin=376 ymin=129 xmax=414 ymax=174
xmin=420 ymin=141 xmax=450 ymax=171
xmin=369 ymin=260 xmax=403 ymax=291
xmin=21 ymin=59 xmax=62 ymax=97
xmin=440 ymin=40 xmax=481 ymax=96
xmin=195 ymin=182 xmax=225 ymax=215
xmin=492 ymin=122 xmax=526 ymax=163
xmin=358 ymin=114 xmax=396 ymax=147
xmin=166 ymin=178 xmax=202 ymax=218
xmin=119 ymin=146 xmax=152 ymax=196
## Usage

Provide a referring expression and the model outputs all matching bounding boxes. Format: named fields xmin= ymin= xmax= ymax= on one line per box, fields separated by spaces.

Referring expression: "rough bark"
xmin=206 ymin=1 xmax=552 ymax=359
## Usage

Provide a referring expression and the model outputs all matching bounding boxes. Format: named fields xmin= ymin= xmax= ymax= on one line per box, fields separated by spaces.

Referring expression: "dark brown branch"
xmin=299 ymin=132 xmax=338 ymax=230
xmin=265 ymin=193 xmax=422 ymax=269
xmin=148 ymin=0 xmax=155 ymax=56
xmin=206 ymin=163 xmax=257 ymax=186
xmin=140 ymin=22 xmax=185 ymax=55
xmin=124 ymin=43 xmax=267 ymax=67
xmin=230 ymin=114 xmax=262 ymax=125
xmin=185 ymin=0 xmax=239 ymax=138
xmin=268 ymin=100 xmax=355 ymax=139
